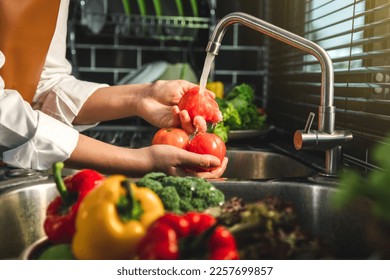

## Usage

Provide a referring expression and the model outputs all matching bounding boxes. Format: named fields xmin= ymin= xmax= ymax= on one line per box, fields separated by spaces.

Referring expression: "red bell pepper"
xmin=137 ymin=212 xmax=239 ymax=260
xmin=44 ymin=162 xmax=104 ymax=243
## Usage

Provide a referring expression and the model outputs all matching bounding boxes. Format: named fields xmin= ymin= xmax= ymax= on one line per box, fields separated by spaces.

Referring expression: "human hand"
xmin=179 ymin=111 xmax=208 ymax=135
xmin=140 ymin=144 xmax=228 ymax=179
xmin=137 ymin=80 xmax=215 ymax=132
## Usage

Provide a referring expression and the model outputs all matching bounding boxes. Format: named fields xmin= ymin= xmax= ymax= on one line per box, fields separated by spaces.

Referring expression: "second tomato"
xmin=186 ymin=133 xmax=226 ymax=171
xmin=152 ymin=128 xmax=189 ymax=149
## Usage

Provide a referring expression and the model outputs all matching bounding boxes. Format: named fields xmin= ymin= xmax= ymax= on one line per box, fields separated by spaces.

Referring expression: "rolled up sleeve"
xmin=33 ymin=0 xmax=108 ymax=128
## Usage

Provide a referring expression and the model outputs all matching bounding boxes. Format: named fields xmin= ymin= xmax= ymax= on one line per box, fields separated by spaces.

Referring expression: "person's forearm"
xmin=64 ymin=134 xmax=152 ymax=177
xmin=64 ymin=134 xmax=227 ymax=179
xmin=72 ymin=83 xmax=152 ymax=125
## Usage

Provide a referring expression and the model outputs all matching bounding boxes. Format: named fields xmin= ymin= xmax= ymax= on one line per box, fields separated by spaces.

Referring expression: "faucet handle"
xmin=294 ymin=112 xmax=316 ymax=150
xmin=304 ymin=112 xmax=315 ymax=133
xmin=294 ymin=120 xmax=353 ymax=151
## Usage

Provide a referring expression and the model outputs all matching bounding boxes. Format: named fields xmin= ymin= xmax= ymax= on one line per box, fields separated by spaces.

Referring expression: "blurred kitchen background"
xmin=67 ymin=0 xmax=390 ymax=173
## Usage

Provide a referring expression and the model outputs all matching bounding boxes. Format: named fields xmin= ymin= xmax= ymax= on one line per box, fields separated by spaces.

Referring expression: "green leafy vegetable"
xmin=211 ymin=122 xmax=229 ymax=143
xmin=212 ymin=83 xmax=266 ymax=141
xmin=333 ymin=135 xmax=390 ymax=223
xmin=225 ymin=83 xmax=255 ymax=103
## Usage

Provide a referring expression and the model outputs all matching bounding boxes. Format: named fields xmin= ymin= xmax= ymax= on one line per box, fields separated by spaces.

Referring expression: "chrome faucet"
xmin=206 ymin=12 xmax=353 ymax=176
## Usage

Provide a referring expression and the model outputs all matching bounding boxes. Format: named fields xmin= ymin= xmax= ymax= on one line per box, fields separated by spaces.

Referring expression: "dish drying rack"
xmin=70 ymin=0 xmax=217 ymax=42
xmin=96 ymin=14 xmax=211 ymax=41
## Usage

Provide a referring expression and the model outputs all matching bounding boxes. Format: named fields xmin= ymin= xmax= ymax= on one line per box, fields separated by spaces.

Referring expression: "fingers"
xmin=179 ymin=111 xmax=208 ymax=135
xmin=193 ymin=116 xmax=207 ymax=134
xmin=178 ymin=151 xmax=227 ymax=178
xmin=170 ymin=105 xmax=181 ymax=127
xmin=196 ymin=157 xmax=228 ymax=179
xmin=172 ymin=105 xmax=180 ymax=115
xmin=175 ymin=80 xmax=215 ymax=99
xmin=177 ymin=80 xmax=198 ymax=92
xmin=150 ymin=144 xmax=228 ymax=179
xmin=179 ymin=110 xmax=195 ymax=134
xmin=176 ymin=156 xmax=228 ymax=179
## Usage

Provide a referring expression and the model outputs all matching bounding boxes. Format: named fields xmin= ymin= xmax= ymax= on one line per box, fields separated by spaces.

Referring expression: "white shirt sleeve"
xmin=0 ymin=86 xmax=79 ymax=170
xmin=33 ymin=0 xmax=109 ymax=127
xmin=1 ymin=49 xmax=79 ymax=170
xmin=1 ymin=91 xmax=79 ymax=170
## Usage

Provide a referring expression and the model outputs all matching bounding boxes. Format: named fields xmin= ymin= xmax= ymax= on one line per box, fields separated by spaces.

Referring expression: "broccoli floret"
xmin=160 ymin=175 xmax=184 ymax=187
xmin=157 ymin=186 xmax=181 ymax=213
xmin=135 ymin=177 xmax=164 ymax=194
xmin=137 ymin=173 xmax=226 ymax=214
xmin=179 ymin=200 xmax=194 ymax=213
xmin=160 ymin=176 xmax=196 ymax=199
xmin=204 ymin=187 xmax=225 ymax=207
xmin=190 ymin=198 xmax=207 ymax=212
xmin=160 ymin=176 xmax=224 ymax=213
xmin=190 ymin=178 xmax=225 ymax=208
xmin=191 ymin=178 xmax=213 ymax=197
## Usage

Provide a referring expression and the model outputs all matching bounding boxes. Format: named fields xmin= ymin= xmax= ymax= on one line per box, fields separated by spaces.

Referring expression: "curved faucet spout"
xmin=206 ymin=12 xmax=352 ymax=176
xmin=206 ymin=12 xmax=334 ymax=111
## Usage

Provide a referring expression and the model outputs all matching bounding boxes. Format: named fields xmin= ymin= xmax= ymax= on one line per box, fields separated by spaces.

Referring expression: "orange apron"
xmin=0 ymin=0 xmax=61 ymax=103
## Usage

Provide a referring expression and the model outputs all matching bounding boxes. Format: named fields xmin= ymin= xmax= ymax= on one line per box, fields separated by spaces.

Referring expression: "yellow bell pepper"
xmin=72 ymin=175 xmax=164 ymax=260
xmin=206 ymin=81 xmax=224 ymax=99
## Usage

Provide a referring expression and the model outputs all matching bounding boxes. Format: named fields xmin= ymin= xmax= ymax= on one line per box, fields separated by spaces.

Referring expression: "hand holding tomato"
xmin=152 ymin=127 xmax=226 ymax=173
xmin=151 ymin=85 xmax=226 ymax=175
xmin=145 ymin=144 xmax=228 ymax=178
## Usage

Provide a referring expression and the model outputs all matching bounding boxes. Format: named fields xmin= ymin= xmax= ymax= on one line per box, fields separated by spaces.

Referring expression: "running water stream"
xmin=198 ymin=52 xmax=216 ymax=94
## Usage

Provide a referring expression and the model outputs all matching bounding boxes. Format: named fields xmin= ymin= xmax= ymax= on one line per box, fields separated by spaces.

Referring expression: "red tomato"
xmin=152 ymin=128 xmax=189 ymax=149
xmin=186 ymin=133 xmax=226 ymax=171
xmin=178 ymin=86 xmax=222 ymax=124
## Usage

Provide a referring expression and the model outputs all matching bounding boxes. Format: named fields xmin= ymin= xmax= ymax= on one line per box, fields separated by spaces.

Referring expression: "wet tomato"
xmin=152 ymin=128 xmax=190 ymax=149
xmin=186 ymin=133 xmax=226 ymax=171
xmin=178 ymin=86 xmax=222 ymax=124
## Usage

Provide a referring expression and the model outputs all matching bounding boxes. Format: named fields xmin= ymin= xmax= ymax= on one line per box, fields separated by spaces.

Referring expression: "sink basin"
xmin=0 ymin=178 xmax=57 ymax=259
xmin=212 ymin=180 xmax=372 ymax=259
xmin=223 ymin=150 xmax=314 ymax=179
xmin=0 ymin=174 xmax=373 ymax=259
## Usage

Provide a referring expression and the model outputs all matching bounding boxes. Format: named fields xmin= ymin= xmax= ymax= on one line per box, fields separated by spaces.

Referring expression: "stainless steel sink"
xmin=212 ymin=180 xmax=372 ymax=259
xmin=223 ymin=150 xmax=314 ymax=179
xmin=0 ymin=178 xmax=57 ymax=259
xmin=0 ymin=169 xmax=373 ymax=259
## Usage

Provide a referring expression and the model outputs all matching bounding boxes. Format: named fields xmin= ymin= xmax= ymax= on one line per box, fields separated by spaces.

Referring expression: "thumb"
xmin=184 ymin=152 xmax=222 ymax=169
xmin=193 ymin=116 xmax=207 ymax=134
